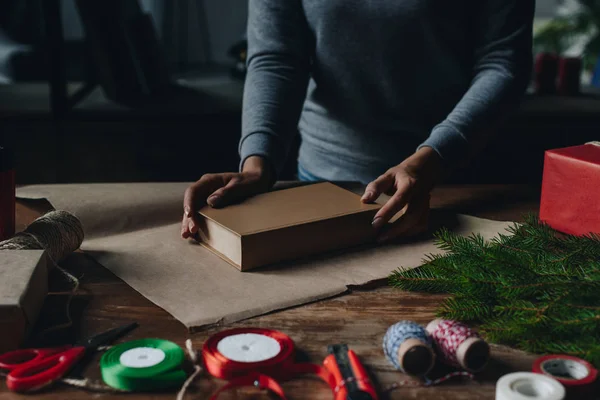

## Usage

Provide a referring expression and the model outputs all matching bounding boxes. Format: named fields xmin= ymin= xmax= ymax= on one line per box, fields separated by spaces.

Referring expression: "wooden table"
xmin=3 ymin=185 xmax=543 ymax=399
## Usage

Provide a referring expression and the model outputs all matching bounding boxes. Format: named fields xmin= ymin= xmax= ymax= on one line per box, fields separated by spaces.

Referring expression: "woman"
xmin=182 ymin=0 xmax=534 ymax=241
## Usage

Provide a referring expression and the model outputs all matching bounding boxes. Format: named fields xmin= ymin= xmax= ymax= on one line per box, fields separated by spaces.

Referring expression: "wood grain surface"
xmin=1 ymin=185 xmax=545 ymax=400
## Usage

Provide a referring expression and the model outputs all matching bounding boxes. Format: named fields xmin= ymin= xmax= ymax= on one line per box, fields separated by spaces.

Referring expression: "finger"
xmin=183 ymin=175 xmax=228 ymax=235
xmin=362 ymin=173 xmax=394 ymax=203
xmin=371 ymin=179 xmax=414 ymax=230
xmin=207 ymin=176 xmax=260 ymax=208
xmin=379 ymin=195 xmax=430 ymax=243
xmin=181 ymin=214 xmax=191 ymax=238
xmin=206 ymin=177 xmax=241 ymax=208
xmin=183 ymin=186 xmax=203 ymax=235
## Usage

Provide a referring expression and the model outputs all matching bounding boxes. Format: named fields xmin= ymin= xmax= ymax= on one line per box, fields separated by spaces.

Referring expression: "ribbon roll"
xmin=202 ymin=328 xmax=334 ymax=399
xmin=533 ymin=355 xmax=598 ymax=396
xmin=100 ymin=338 xmax=187 ymax=391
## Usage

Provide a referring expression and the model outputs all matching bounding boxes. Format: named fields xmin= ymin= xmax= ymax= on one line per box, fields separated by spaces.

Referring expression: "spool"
xmin=203 ymin=328 xmax=296 ymax=380
xmin=383 ymin=321 xmax=436 ymax=377
xmin=202 ymin=328 xmax=330 ymax=400
xmin=532 ymin=355 xmax=598 ymax=396
xmin=0 ymin=210 xmax=84 ymax=265
xmin=426 ymin=319 xmax=489 ymax=372
xmin=496 ymin=372 xmax=565 ymax=400
xmin=100 ymin=339 xmax=187 ymax=391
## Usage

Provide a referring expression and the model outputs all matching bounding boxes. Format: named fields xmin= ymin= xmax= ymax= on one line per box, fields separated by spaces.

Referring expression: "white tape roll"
xmin=216 ymin=333 xmax=282 ymax=363
xmin=496 ymin=372 xmax=565 ymax=400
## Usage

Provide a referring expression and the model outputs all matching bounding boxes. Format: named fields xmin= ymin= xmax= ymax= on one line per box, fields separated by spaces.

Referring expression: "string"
xmin=426 ymin=319 xmax=478 ymax=368
xmin=384 ymin=371 xmax=475 ymax=393
xmin=39 ymin=265 xmax=80 ymax=338
xmin=0 ymin=211 xmax=84 ymax=339
xmin=383 ymin=321 xmax=433 ymax=372
xmin=61 ymin=377 xmax=129 ymax=393
xmin=383 ymin=320 xmax=478 ymax=395
xmin=176 ymin=339 xmax=204 ymax=400
xmin=0 ymin=210 xmax=84 ymax=263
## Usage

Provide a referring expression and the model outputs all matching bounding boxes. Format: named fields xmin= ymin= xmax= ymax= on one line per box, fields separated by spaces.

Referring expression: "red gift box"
xmin=540 ymin=142 xmax=600 ymax=236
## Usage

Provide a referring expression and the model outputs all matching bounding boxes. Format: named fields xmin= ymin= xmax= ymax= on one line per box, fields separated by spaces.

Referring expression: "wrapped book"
xmin=196 ymin=182 xmax=381 ymax=271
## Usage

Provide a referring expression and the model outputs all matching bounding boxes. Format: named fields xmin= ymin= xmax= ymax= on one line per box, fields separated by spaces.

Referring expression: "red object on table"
xmin=0 ymin=146 xmax=15 ymax=241
xmin=557 ymin=56 xmax=582 ymax=95
xmin=535 ymin=52 xmax=559 ymax=94
xmin=540 ymin=143 xmax=600 ymax=236
xmin=0 ymin=323 xmax=137 ymax=392
xmin=324 ymin=346 xmax=379 ymax=400
xmin=203 ymin=328 xmax=334 ymax=400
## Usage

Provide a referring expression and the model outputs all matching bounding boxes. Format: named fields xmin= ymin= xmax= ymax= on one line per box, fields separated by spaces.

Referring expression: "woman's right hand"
xmin=181 ymin=156 xmax=273 ymax=239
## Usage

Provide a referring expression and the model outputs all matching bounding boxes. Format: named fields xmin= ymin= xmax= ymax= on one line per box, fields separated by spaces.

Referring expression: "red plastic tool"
xmin=324 ymin=344 xmax=379 ymax=400
xmin=0 ymin=322 xmax=137 ymax=392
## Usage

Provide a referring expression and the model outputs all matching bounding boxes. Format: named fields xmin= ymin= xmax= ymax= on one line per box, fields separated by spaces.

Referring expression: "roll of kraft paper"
xmin=101 ymin=339 xmax=187 ymax=391
xmin=496 ymin=372 xmax=565 ymax=400
xmin=533 ymin=355 xmax=598 ymax=395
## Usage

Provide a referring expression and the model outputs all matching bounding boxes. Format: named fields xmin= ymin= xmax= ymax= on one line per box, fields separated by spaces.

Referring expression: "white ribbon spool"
xmin=216 ymin=333 xmax=282 ymax=363
xmin=496 ymin=372 xmax=565 ymax=400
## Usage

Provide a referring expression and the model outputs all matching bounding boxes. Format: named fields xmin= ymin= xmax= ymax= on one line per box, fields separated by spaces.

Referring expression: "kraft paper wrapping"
xmin=17 ymin=183 xmax=512 ymax=330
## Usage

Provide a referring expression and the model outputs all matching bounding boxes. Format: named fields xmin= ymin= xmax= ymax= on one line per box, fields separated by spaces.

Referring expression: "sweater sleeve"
xmin=418 ymin=0 xmax=534 ymax=167
xmin=238 ymin=0 xmax=313 ymax=177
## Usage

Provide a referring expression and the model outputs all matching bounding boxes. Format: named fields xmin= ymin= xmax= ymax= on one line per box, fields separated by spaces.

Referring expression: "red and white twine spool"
xmin=426 ymin=319 xmax=489 ymax=373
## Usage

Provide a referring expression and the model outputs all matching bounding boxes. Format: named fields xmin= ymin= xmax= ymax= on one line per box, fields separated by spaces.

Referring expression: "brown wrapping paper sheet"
xmin=17 ymin=183 xmax=512 ymax=330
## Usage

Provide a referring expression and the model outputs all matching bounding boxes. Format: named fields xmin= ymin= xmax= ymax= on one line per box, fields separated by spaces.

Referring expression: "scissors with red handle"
xmin=0 ymin=322 xmax=137 ymax=392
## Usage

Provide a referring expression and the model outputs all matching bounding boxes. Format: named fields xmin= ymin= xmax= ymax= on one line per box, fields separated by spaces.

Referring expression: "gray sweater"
xmin=239 ymin=0 xmax=534 ymax=184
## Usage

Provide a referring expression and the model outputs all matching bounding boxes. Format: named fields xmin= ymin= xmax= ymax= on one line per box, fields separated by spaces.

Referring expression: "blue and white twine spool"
xmin=383 ymin=321 xmax=434 ymax=376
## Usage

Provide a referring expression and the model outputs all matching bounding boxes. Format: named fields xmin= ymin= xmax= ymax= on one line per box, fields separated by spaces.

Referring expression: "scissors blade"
xmin=77 ymin=322 xmax=138 ymax=350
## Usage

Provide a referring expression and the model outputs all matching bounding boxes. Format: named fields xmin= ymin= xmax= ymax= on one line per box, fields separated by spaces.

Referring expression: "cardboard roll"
xmin=396 ymin=338 xmax=436 ymax=377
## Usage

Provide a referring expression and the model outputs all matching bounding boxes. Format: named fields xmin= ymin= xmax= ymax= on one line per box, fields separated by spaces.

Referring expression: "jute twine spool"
xmin=0 ymin=210 xmax=84 ymax=265
xmin=0 ymin=210 xmax=84 ymax=337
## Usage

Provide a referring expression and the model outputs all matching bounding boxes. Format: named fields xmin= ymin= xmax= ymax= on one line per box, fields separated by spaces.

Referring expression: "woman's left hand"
xmin=361 ymin=147 xmax=444 ymax=242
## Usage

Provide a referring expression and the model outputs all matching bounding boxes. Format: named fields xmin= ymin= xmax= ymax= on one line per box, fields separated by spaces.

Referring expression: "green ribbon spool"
xmin=100 ymin=338 xmax=187 ymax=391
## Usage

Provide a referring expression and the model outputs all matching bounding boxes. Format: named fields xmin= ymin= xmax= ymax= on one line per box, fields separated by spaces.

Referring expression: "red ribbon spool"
xmin=533 ymin=355 xmax=598 ymax=396
xmin=202 ymin=328 xmax=334 ymax=399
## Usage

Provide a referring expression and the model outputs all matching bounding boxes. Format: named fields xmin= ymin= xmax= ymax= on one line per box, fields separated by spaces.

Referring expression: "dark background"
xmin=0 ymin=0 xmax=598 ymax=185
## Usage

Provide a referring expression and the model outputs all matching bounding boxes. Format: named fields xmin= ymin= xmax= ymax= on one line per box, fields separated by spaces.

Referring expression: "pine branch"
xmin=389 ymin=213 xmax=600 ymax=365
xmin=438 ymin=296 xmax=494 ymax=322
xmin=389 ymin=267 xmax=463 ymax=293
